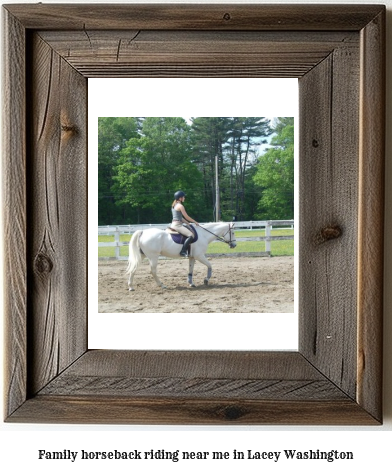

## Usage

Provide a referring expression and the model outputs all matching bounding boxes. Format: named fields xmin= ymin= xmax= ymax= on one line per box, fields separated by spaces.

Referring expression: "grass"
xmin=98 ymin=229 xmax=294 ymax=258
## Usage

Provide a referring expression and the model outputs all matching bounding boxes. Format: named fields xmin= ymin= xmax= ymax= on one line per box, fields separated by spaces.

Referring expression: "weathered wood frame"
xmin=2 ymin=4 xmax=385 ymax=424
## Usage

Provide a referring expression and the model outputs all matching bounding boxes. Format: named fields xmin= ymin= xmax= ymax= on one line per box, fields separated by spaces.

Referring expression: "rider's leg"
xmin=180 ymin=235 xmax=194 ymax=257
xmin=172 ymin=223 xmax=194 ymax=257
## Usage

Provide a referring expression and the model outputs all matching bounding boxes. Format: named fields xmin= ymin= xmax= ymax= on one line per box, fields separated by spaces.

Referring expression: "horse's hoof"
xmin=129 ymin=288 xmax=135 ymax=292
xmin=204 ymin=279 xmax=209 ymax=285
xmin=190 ymin=283 xmax=196 ymax=288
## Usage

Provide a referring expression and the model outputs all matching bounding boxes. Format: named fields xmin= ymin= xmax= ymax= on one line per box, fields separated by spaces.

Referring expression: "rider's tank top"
xmin=172 ymin=206 xmax=184 ymax=222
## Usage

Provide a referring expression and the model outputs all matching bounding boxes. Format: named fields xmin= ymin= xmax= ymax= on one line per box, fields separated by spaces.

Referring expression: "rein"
xmin=199 ymin=224 xmax=235 ymax=246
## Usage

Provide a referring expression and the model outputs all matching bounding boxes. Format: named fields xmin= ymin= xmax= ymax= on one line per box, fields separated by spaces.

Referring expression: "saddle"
xmin=165 ymin=224 xmax=198 ymax=245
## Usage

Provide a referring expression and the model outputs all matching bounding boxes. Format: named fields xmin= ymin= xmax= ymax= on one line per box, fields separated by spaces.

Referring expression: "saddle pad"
xmin=168 ymin=225 xmax=198 ymax=244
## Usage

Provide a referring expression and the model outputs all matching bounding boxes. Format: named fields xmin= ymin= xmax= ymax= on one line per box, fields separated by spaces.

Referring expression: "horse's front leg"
xmin=196 ymin=255 xmax=212 ymax=285
xmin=188 ymin=257 xmax=196 ymax=287
xmin=149 ymin=257 xmax=167 ymax=289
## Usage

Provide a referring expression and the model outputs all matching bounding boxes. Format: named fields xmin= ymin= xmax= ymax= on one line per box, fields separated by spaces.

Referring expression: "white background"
xmin=1 ymin=0 xmax=391 ymax=473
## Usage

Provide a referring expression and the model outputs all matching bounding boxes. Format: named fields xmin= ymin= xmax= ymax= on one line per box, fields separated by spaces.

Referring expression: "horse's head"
xmin=224 ymin=222 xmax=237 ymax=249
xmin=200 ymin=222 xmax=237 ymax=248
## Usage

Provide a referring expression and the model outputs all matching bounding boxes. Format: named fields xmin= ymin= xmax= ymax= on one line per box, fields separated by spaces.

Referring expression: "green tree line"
xmin=98 ymin=116 xmax=294 ymax=225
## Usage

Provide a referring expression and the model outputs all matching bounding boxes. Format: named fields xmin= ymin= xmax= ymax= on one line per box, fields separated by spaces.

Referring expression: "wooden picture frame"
xmin=3 ymin=4 xmax=385 ymax=424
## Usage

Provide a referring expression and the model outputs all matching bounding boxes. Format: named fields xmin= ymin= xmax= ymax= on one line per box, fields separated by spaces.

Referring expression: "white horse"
xmin=126 ymin=222 xmax=236 ymax=290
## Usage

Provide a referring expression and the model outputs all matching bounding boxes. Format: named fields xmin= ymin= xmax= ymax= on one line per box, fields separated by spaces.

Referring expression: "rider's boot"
xmin=180 ymin=236 xmax=194 ymax=257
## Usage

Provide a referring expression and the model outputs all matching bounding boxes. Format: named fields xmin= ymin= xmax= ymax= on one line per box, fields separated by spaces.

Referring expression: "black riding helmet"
xmin=174 ymin=190 xmax=186 ymax=200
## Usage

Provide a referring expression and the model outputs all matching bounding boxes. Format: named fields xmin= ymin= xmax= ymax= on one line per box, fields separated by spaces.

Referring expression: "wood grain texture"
xmin=27 ymin=33 xmax=88 ymax=395
xmin=8 ymin=351 xmax=379 ymax=424
xmin=4 ymin=4 xmax=384 ymax=31
xmin=9 ymin=396 xmax=378 ymax=425
xmin=2 ymin=4 xmax=384 ymax=425
xmin=37 ymin=351 xmax=347 ymax=400
xmin=38 ymin=30 xmax=358 ymax=78
xmin=58 ymin=350 xmax=325 ymax=379
xmin=39 ymin=377 xmax=347 ymax=400
xmin=2 ymin=9 xmax=27 ymax=419
xmin=357 ymin=9 xmax=385 ymax=422
xmin=298 ymin=41 xmax=360 ymax=399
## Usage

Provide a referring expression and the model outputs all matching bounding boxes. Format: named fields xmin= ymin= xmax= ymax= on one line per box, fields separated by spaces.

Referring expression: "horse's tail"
xmin=126 ymin=230 xmax=143 ymax=275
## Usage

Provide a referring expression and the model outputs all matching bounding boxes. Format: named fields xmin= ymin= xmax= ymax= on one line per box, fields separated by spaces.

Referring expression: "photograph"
xmin=97 ymin=116 xmax=295 ymax=313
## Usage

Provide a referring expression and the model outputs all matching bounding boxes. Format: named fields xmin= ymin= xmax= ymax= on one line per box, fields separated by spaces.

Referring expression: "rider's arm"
xmin=176 ymin=204 xmax=199 ymax=225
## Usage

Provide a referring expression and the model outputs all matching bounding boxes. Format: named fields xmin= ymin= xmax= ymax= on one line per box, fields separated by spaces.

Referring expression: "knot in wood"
xmin=61 ymin=124 xmax=78 ymax=140
xmin=223 ymin=13 xmax=231 ymax=21
xmin=34 ymin=252 xmax=53 ymax=275
xmin=314 ymin=225 xmax=342 ymax=245
xmin=223 ymin=405 xmax=244 ymax=420
xmin=61 ymin=124 xmax=77 ymax=133
xmin=312 ymin=139 xmax=319 ymax=148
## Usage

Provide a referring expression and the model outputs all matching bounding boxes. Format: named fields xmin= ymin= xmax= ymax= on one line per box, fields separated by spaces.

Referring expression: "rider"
xmin=171 ymin=190 xmax=199 ymax=257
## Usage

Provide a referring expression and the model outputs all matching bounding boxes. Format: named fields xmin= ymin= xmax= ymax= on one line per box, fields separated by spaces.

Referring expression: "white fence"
xmin=98 ymin=220 xmax=294 ymax=260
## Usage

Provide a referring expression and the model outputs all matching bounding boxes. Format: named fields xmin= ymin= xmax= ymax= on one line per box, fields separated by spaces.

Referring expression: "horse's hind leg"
xmin=128 ymin=271 xmax=136 ymax=291
xmin=149 ymin=256 xmax=167 ymax=289
xmin=128 ymin=266 xmax=138 ymax=291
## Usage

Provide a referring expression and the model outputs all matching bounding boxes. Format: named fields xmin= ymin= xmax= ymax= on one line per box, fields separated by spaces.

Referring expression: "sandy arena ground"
xmin=98 ymin=256 xmax=294 ymax=313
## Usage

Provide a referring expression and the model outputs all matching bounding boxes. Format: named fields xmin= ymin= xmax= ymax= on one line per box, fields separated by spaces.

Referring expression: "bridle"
xmin=200 ymin=223 xmax=236 ymax=248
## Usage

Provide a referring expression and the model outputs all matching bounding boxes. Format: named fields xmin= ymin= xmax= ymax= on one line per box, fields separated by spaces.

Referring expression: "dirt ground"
xmin=98 ymin=256 xmax=294 ymax=313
